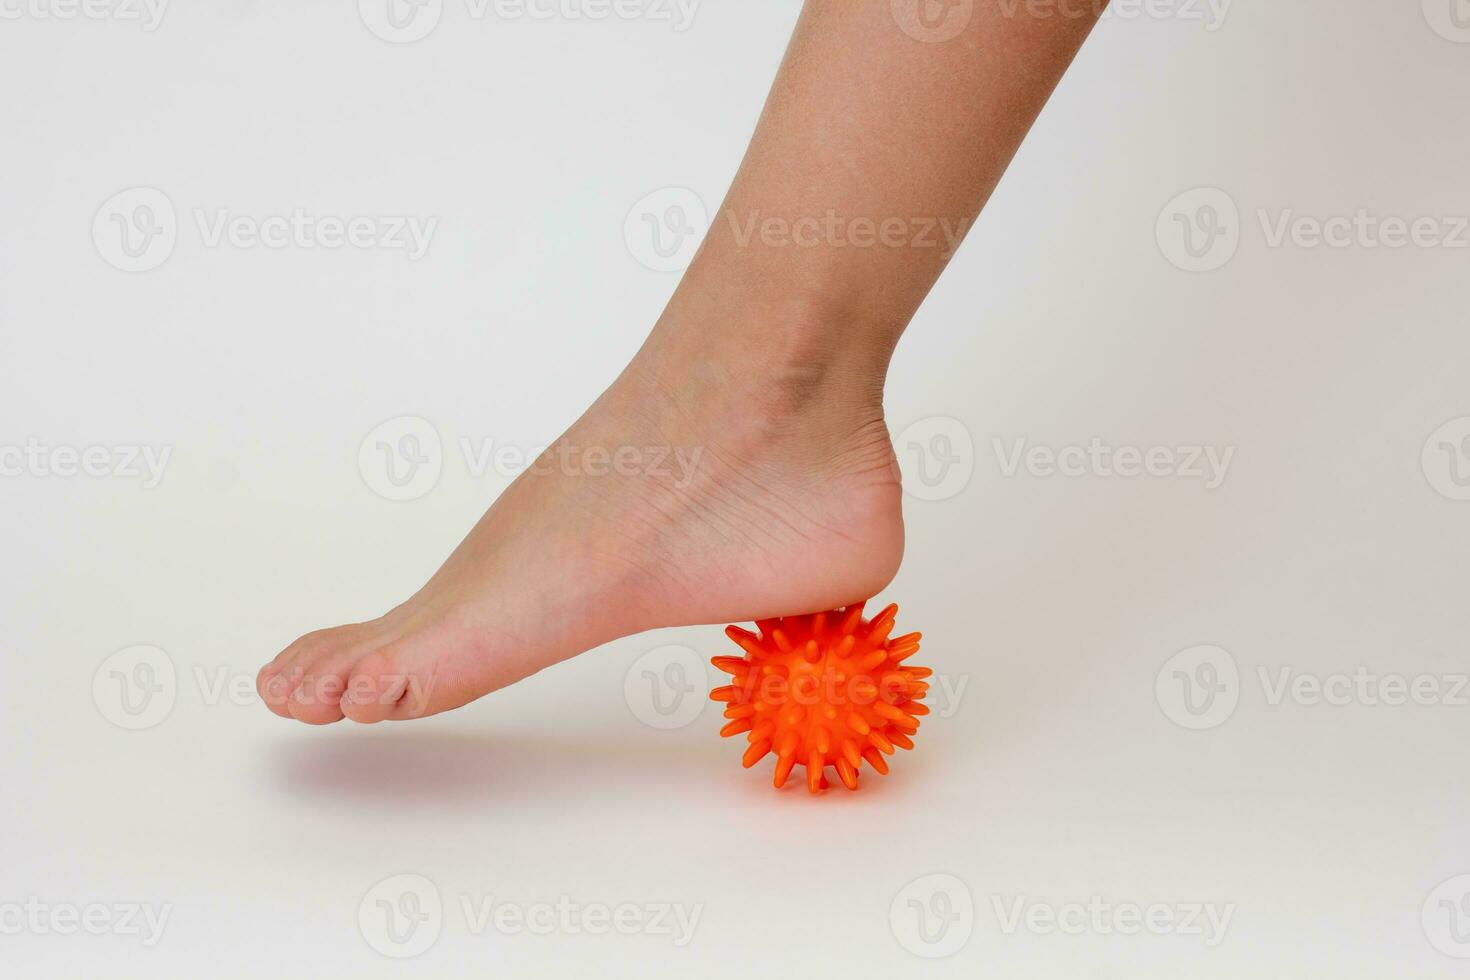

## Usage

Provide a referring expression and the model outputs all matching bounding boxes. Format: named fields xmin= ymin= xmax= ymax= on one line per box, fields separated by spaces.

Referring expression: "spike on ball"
xmin=711 ymin=602 xmax=928 ymax=794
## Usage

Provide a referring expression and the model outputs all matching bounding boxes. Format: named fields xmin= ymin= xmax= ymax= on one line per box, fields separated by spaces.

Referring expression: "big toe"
xmin=287 ymin=644 xmax=381 ymax=725
xmin=256 ymin=662 xmax=301 ymax=719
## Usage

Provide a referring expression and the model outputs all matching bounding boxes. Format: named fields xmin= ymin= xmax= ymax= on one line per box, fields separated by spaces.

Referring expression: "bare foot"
xmin=256 ymin=303 xmax=905 ymax=724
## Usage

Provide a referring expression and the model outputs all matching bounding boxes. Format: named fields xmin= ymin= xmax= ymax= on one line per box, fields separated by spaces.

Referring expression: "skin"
xmin=257 ymin=0 xmax=1106 ymax=725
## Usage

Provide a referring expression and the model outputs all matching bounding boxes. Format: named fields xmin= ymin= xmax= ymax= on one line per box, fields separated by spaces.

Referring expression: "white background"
xmin=3 ymin=1 xmax=1469 ymax=976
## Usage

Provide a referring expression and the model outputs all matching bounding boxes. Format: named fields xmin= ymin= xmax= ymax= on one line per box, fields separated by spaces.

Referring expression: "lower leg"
xmin=642 ymin=0 xmax=1104 ymax=393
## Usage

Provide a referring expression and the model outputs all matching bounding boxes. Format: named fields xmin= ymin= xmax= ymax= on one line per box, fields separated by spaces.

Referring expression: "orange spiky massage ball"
xmin=710 ymin=601 xmax=930 ymax=794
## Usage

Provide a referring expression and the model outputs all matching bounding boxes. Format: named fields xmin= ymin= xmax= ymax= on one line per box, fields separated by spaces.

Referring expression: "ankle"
xmin=637 ymin=287 xmax=891 ymax=428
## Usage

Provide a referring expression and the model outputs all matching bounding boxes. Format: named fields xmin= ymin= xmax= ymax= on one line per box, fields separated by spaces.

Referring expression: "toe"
xmin=285 ymin=644 xmax=368 ymax=726
xmin=341 ymin=649 xmax=414 ymax=724
xmin=343 ymin=639 xmax=452 ymax=723
xmin=257 ymin=630 xmax=331 ymax=719
xmin=288 ymin=686 xmax=345 ymax=725
xmin=261 ymin=625 xmax=380 ymax=723
xmin=256 ymin=662 xmax=301 ymax=719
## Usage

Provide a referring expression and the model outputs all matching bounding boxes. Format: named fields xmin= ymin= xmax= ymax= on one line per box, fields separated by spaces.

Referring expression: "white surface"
xmin=3 ymin=2 xmax=1469 ymax=976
